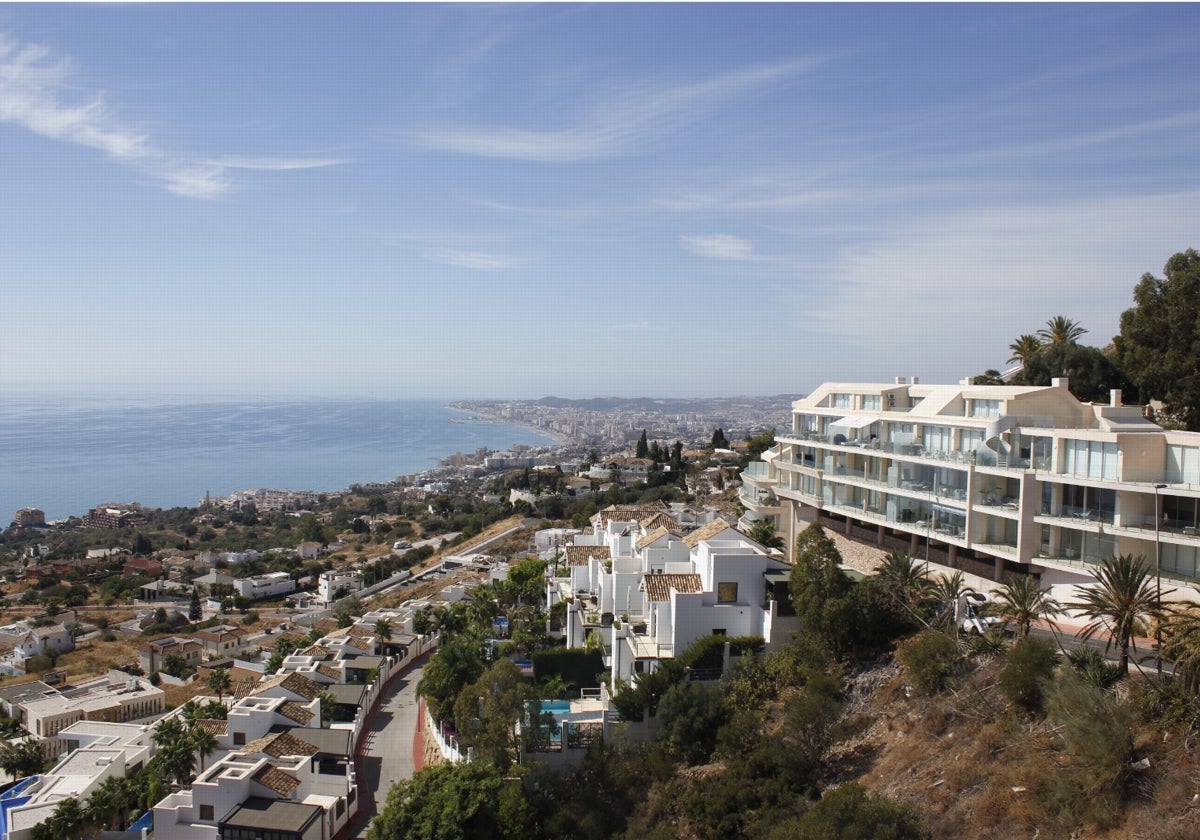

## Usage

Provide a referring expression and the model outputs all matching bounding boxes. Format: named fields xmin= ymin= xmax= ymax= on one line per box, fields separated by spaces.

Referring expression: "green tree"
xmin=161 ymin=652 xmax=190 ymax=679
xmin=1115 ymin=248 xmax=1200 ymax=430
xmin=418 ymin=634 xmax=485 ymax=724
xmin=990 ymin=575 xmax=1061 ymax=639
xmin=711 ymin=428 xmax=730 ymax=449
xmin=189 ymin=587 xmax=202 ymax=622
xmin=872 ymin=550 xmax=934 ymax=618
xmin=373 ymin=618 xmax=393 ymax=641
xmin=207 ymin=667 xmax=231 ymax=705
xmin=367 ymin=761 xmax=534 ymax=840
xmin=657 ymin=681 xmax=728 ymax=765
xmin=1038 ymin=315 xmax=1088 ymax=345
xmin=747 ymin=518 xmax=784 ymax=550
xmin=790 ymin=523 xmax=852 ymax=647
xmin=0 ymin=738 xmax=49 ymax=778
xmin=1159 ymin=601 xmax=1200 ymax=695
xmin=451 ymin=659 xmax=530 ymax=769
xmin=1069 ymin=553 xmax=1162 ymax=672
xmin=636 ymin=429 xmax=649 ymax=458
xmin=1008 ymin=333 xmax=1043 ymax=368
xmin=190 ymin=721 xmax=220 ymax=773
xmin=151 ymin=716 xmax=197 ymax=787
xmin=1022 ymin=342 xmax=1127 ymax=403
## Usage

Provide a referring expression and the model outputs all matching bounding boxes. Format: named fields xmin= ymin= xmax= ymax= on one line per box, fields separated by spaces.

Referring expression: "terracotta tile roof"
xmin=682 ymin=519 xmax=736 ymax=549
xmin=636 ymin=527 xmax=672 ymax=550
xmin=315 ymin=663 xmax=341 ymax=681
xmin=278 ymin=672 xmax=323 ymax=701
xmin=195 ymin=719 xmax=227 ymax=736
xmin=298 ymin=644 xmax=332 ymax=658
xmin=238 ymin=732 xmax=319 ymax=759
xmin=252 ymin=764 xmax=300 ymax=797
xmin=564 ymin=545 xmax=609 ymax=567
xmin=593 ymin=503 xmax=668 ymax=526
xmin=278 ymin=702 xmax=315 ymax=725
xmin=642 ymin=573 xmax=703 ymax=602
xmin=640 ymin=512 xmax=682 ymax=534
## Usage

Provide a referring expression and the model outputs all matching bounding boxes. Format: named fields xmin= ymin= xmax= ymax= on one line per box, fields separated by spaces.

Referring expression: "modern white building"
xmin=317 ymin=570 xmax=362 ymax=606
xmin=740 ymin=378 xmax=1200 ymax=605
xmin=234 ymin=572 xmax=296 ymax=601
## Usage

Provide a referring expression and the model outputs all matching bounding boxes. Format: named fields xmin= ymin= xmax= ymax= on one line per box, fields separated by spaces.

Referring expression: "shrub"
xmin=897 ymin=629 xmax=961 ymax=694
xmin=767 ymin=782 xmax=932 ymax=840
xmin=658 ymin=681 xmax=728 ymax=764
xmin=1046 ymin=670 xmax=1134 ymax=793
xmin=531 ymin=649 xmax=605 ymax=690
xmin=1064 ymin=647 xmax=1124 ymax=691
xmin=1000 ymin=636 xmax=1060 ymax=713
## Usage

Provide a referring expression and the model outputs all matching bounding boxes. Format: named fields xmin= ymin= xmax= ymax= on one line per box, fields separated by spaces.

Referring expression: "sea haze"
xmin=0 ymin=397 xmax=557 ymax=521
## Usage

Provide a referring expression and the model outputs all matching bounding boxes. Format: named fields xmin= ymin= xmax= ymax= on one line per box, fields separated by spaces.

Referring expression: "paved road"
xmin=352 ymin=662 xmax=424 ymax=838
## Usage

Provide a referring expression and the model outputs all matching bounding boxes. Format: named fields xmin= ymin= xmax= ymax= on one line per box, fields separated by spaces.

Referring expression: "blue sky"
xmin=2 ymin=4 xmax=1198 ymax=400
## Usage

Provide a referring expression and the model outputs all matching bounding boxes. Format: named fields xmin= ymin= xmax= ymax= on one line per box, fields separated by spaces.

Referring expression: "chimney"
xmin=895 ymin=376 xmax=906 ymax=384
xmin=912 ymin=376 xmax=920 ymax=385
xmin=1110 ymin=389 xmax=1122 ymax=407
xmin=1051 ymin=377 xmax=1069 ymax=389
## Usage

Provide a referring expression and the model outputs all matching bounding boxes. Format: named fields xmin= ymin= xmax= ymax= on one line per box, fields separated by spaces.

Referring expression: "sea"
xmin=0 ymin=396 xmax=559 ymax=522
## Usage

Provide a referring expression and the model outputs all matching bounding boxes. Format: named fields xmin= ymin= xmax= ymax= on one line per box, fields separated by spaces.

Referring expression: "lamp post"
xmin=1154 ymin=483 xmax=1167 ymax=676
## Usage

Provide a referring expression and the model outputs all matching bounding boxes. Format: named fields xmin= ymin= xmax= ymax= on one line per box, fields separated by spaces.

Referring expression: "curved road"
xmin=352 ymin=662 xmax=425 ymax=838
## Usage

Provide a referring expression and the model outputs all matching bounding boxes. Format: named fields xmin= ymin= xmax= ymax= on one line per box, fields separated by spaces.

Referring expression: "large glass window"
xmin=960 ymin=429 xmax=983 ymax=452
xmin=970 ymin=399 xmax=1000 ymax=418
xmin=1063 ymin=440 xmax=1118 ymax=480
xmin=922 ymin=425 xmax=953 ymax=453
xmin=1167 ymin=445 xmax=1200 ymax=484
xmin=861 ymin=395 xmax=881 ymax=410
xmin=830 ymin=393 xmax=852 ymax=409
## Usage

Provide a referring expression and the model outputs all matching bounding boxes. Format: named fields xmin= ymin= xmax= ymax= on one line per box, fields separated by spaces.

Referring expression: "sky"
xmin=1 ymin=3 xmax=1198 ymax=400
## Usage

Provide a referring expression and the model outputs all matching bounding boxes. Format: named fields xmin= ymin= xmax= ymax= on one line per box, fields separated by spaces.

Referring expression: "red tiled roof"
xmin=642 ymin=573 xmax=703 ymax=602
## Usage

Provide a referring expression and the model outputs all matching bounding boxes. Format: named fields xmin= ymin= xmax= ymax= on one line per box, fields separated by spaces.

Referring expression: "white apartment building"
xmin=317 ymin=569 xmax=362 ymax=605
xmin=740 ymin=378 xmax=1200 ymax=605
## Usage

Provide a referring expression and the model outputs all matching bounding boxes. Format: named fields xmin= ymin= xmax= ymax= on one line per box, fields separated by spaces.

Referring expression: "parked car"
xmin=960 ymin=593 xmax=1003 ymax=635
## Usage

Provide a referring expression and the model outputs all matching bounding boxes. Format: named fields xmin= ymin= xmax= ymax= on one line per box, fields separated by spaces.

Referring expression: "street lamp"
xmin=1154 ymin=483 xmax=1167 ymax=676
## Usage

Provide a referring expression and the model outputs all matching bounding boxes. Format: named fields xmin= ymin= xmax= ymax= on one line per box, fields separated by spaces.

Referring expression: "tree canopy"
xmin=1115 ymin=248 xmax=1200 ymax=430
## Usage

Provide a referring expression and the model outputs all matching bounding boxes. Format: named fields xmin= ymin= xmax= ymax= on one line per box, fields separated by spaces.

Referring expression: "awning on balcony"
xmin=830 ymin=415 xmax=876 ymax=430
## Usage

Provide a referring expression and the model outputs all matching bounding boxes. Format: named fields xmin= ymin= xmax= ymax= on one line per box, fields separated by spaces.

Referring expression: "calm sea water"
xmin=0 ymin=397 xmax=557 ymax=521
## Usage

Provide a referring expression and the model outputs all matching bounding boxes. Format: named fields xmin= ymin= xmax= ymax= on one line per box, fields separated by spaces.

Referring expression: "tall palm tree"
xmin=1038 ymin=315 xmax=1087 ymax=346
xmin=86 ymin=774 xmax=130 ymax=831
xmin=991 ymin=575 xmax=1062 ymax=639
xmin=928 ymin=571 xmax=973 ymax=632
xmin=1007 ymin=334 xmax=1043 ymax=367
xmin=373 ymin=618 xmax=393 ymax=641
xmin=190 ymin=722 xmax=220 ymax=774
xmin=1068 ymin=554 xmax=1162 ymax=672
xmin=207 ymin=667 xmax=231 ymax=706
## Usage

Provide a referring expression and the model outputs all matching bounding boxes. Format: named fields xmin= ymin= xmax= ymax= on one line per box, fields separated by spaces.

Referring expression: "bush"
xmin=1065 ymin=647 xmax=1124 ymax=691
xmin=658 ymin=681 xmax=728 ymax=764
xmin=897 ymin=629 xmax=961 ymax=695
xmin=1046 ymin=670 xmax=1134 ymax=793
xmin=767 ymin=783 xmax=932 ymax=840
xmin=1000 ymin=636 xmax=1060 ymax=713
xmin=531 ymin=649 xmax=605 ymax=690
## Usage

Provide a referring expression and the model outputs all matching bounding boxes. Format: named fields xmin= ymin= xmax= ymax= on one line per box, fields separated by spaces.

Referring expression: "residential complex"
xmin=739 ymin=378 xmax=1200 ymax=604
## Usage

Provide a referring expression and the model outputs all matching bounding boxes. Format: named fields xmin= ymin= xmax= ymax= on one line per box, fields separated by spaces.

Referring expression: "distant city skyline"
xmin=2 ymin=4 xmax=1197 ymax=399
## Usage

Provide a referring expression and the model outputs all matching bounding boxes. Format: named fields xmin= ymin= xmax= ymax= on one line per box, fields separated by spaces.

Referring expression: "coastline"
xmin=450 ymin=405 xmax=575 ymax=448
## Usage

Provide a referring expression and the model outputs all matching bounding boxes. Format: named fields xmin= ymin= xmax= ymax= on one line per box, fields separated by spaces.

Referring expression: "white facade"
xmin=741 ymin=379 xmax=1200 ymax=604
xmin=318 ymin=570 xmax=362 ymax=605
xmin=234 ymin=572 xmax=296 ymax=600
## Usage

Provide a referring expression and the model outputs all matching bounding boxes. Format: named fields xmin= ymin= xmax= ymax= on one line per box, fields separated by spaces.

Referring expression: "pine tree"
xmin=636 ymin=429 xmax=649 ymax=458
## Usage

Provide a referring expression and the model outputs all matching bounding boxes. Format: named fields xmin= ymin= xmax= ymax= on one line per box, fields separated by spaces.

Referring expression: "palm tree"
xmin=152 ymin=716 xmax=197 ymax=788
xmin=207 ymin=667 xmax=231 ymax=706
xmin=191 ymin=722 xmax=220 ymax=774
xmin=1159 ymin=602 xmax=1200 ymax=695
xmin=1037 ymin=315 xmax=1087 ymax=346
xmin=928 ymin=571 xmax=973 ymax=632
xmin=873 ymin=550 xmax=934 ymax=614
xmin=1007 ymin=333 xmax=1043 ymax=367
xmin=991 ymin=575 xmax=1062 ymax=639
xmin=373 ymin=618 xmax=393 ymax=642
xmin=1068 ymin=554 xmax=1163 ymax=672
xmin=0 ymin=738 xmax=49 ymax=778
xmin=86 ymin=774 xmax=132 ymax=831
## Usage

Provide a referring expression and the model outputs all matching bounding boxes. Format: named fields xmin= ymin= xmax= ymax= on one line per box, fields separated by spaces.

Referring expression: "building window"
xmin=200 ymin=804 xmax=214 ymax=821
xmin=970 ymin=399 xmax=1000 ymax=418
xmin=861 ymin=395 xmax=881 ymax=411
xmin=233 ymin=731 xmax=245 ymax=746
xmin=716 ymin=583 xmax=738 ymax=603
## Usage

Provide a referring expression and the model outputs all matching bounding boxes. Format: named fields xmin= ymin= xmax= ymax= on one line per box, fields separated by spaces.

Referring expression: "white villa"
xmin=548 ymin=505 xmax=792 ymax=686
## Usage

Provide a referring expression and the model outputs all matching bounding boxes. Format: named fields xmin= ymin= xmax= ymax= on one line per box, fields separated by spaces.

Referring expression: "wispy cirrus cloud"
xmin=414 ymin=58 xmax=823 ymax=162
xmin=0 ymin=32 xmax=347 ymax=198
xmin=681 ymin=234 xmax=758 ymax=261
xmin=431 ymin=248 xmax=523 ymax=270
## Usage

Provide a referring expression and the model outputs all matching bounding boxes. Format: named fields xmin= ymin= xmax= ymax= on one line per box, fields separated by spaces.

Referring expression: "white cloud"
xmin=432 ymin=249 xmax=521 ymax=270
xmin=0 ymin=32 xmax=350 ymax=199
xmin=790 ymin=190 xmax=1200 ymax=383
xmin=415 ymin=58 xmax=821 ymax=162
xmin=207 ymin=156 xmax=350 ymax=171
xmin=681 ymin=234 xmax=758 ymax=261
